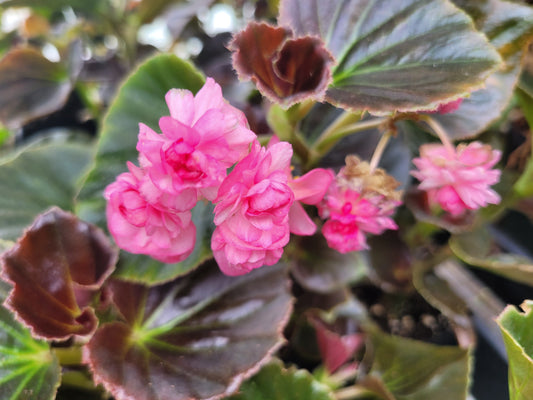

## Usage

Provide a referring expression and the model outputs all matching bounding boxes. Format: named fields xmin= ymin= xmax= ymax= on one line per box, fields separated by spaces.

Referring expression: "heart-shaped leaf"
xmin=76 ymin=53 xmax=205 ymax=229
xmin=114 ymin=201 xmax=215 ymax=284
xmin=1 ymin=208 xmax=117 ymax=340
xmin=430 ymin=0 xmax=533 ymax=139
xmin=0 ymin=302 xmax=61 ymax=400
xmin=279 ymin=0 xmax=502 ymax=114
xmin=84 ymin=262 xmax=293 ymax=400
xmin=0 ymin=47 xmax=75 ymax=129
xmin=0 ymin=141 xmax=93 ymax=241
xmin=290 ymin=234 xmax=367 ymax=294
xmin=497 ymin=300 xmax=533 ymax=400
xmin=450 ymin=227 xmax=533 ymax=287
xmin=364 ymin=325 xmax=471 ymax=400
xmin=226 ymin=360 xmax=335 ymax=400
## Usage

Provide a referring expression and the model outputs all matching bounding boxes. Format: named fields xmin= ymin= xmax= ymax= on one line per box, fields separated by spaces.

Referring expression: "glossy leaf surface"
xmin=1 ymin=208 xmax=117 ymax=340
xmin=0 ymin=47 xmax=73 ymax=129
xmin=85 ymin=263 xmax=293 ymax=400
xmin=432 ymin=0 xmax=533 ymax=139
xmin=226 ymin=361 xmax=335 ymax=400
xmin=365 ymin=326 xmax=471 ymax=400
xmin=450 ymin=227 xmax=533 ymax=287
xmin=497 ymin=300 xmax=533 ymax=400
xmin=0 ymin=141 xmax=93 ymax=241
xmin=279 ymin=0 xmax=501 ymax=114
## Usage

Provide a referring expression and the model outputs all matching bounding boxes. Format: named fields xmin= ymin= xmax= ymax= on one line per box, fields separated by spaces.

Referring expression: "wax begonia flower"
xmin=212 ymin=141 xmax=295 ymax=276
xmin=319 ymin=156 xmax=402 ymax=253
xmin=137 ymin=77 xmax=256 ymax=203
xmin=268 ymin=135 xmax=335 ymax=236
xmin=105 ymin=162 xmax=196 ymax=263
xmin=411 ymin=141 xmax=501 ymax=216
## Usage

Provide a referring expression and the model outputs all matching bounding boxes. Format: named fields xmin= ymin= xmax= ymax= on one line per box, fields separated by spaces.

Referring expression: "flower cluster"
xmin=319 ymin=156 xmax=403 ymax=253
xmin=411 ymin=141 xmax=501 ymax=216
xmin=105 ymin=78 xmax=333 ymax=275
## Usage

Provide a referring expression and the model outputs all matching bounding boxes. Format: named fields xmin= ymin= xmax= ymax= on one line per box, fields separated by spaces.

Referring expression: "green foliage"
xmin=450 ymin=227 xmax=533 ymax=287
xmin=0 ymin=141 xmax=93 ymax=241
xmin=280 ymin=0 xmax=501 ymax=114
xmin=0 ymin=284 xmax=61 ymax=400
xmin=363 ymin=325 xmax=471 ymax=400
xmin=497 ymin=301 xmax=533 ymax=400
xmin=227 ymin=361 xmax=335 ymax=400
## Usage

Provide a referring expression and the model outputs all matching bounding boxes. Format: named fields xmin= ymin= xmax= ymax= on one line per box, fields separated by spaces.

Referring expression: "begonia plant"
xmin=1 ymin=0 xmax=533 ymax=399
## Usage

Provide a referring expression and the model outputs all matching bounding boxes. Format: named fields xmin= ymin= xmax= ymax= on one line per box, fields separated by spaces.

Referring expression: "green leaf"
xmin=0 ymin=141 xmax=93 ymax=241
xmin=114 ymin=201 xmax=215 ymax=284
xmin=0 ymin=47 xmax=75 ymax=129
xmin=76 ymin=53 xmax=204 ymax=229
xmin=497 ymin=300 xmax=533 ymax=400
xmin=431 ymin=0 xmax=533 ymax=139
xmin=1 ymin=208 xmax=117 ymax=340
xmin=279 ymin=0 xmax=502 ymax=114
xmin=450 ymin=227 xmax=533 ymax=287
xmin=85 ymin=262 xmax=293 ymax=400
xmin=226 ymin=360 xmax=335 ymax=400
xmin=0 ymin=297 xmax=61 ymax=400
xmin=513 ymin=88 xmax=533 ymax=197
xmin=364 ymin=325 xmax=471 ymax=400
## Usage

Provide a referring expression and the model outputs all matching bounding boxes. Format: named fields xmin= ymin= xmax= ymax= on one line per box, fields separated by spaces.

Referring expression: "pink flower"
xmin=211 ymin=141 xmax=295 ymax=276
xmin=268 ymin=136 xmax=334 ymax=236
xmin=411 ymin=141 xmax=501 ymax=216
xmin=105 ymin=162 xmax=196 ymax=263
xmin=319 ymin=156 xmax=402 ymax=253
xmin=288 ymin=168 xmax=334 ymax=235
xmin=320 ymin=186 xmax=399 ymax=253
xmin=137 ymin=77 xmax=256 ymax=203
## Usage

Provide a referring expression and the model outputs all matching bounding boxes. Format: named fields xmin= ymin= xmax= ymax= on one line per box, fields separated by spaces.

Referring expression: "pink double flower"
xmin=105 ymin=78 xmax=333 ymax=274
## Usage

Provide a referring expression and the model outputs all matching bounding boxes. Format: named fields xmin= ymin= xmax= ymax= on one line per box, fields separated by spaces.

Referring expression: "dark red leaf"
xmin=1 ymin=207 xmax=118 ymax=340
xmin=0 ymin=47 xmax=74 ymax=129
xmin=230 ymin=22 xmax=334 ymax=107
xmin=85 ymin=262 xmax=293 ymax=400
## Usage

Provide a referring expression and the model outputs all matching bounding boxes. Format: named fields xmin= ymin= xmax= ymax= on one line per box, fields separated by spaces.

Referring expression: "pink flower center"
xmin=164 ymin=139 xmax=206 ymax=182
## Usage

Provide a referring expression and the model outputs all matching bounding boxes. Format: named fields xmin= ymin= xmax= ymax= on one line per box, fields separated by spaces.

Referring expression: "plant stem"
xmin=309 ymin=116 xmax=388 ymax=168
xmin=335 ymin=386 xmax=373 ymax=400
xmin=61 ymin=370 xmax=100 ymax=392
xmin=369 ymin=130 xmax=392 ymax=172
xmin=312 ymin=112 xmax=363 ymax=154
xmin=420 ymin=115 xmax=455 ymax=152
xmin=53 ymin=346 xmax=83 ymax=366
